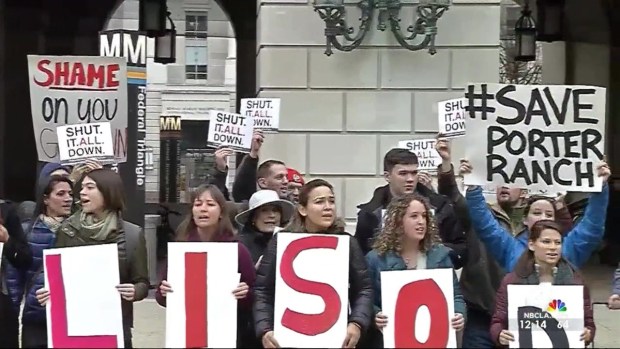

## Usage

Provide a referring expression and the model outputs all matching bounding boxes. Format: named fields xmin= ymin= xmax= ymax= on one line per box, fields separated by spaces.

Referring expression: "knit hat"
xmin=287 ymin=168 xmax=304 ymax=185
xmin=39 ymin=163 xmax=70 ymax=182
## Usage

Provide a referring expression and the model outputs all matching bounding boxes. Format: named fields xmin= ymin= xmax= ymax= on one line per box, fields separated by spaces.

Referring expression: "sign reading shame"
xmin=464 ymin=83 xmax=606 ymax=193
xmin=507 ymin=285 xmax=584 ymax=348
xmin=57 ymin=122 xmax=114 ymax=164
xmin=240 ymin=98 xmax=280 ymax=132
xmin=207 ymin=110 xmax=254 ymax=153
xmin=438 ymin=98 xmax=466 ymax=138
xmin=27 ymin=55 xmax=128 ymax=163
xmin=398 ymin=139 xmax=442 ymax=171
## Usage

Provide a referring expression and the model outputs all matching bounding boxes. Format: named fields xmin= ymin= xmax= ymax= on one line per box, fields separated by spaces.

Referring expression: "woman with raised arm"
xmin=490 ymin=220 xmax=595 ymax=347
xmin=253 ymin=179 xmax=373 ymax=349
xmin=365 ymin=193 xmax=466 ymax=347
xmin=460 ymin=159 xmax=610 ymax=272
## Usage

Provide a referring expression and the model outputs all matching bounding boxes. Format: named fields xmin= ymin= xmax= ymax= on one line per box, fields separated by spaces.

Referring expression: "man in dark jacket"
xmin=354 ymin=148 xmax=467 ymax=269
xmin=0 ymin=199 xmax=33 ymax=348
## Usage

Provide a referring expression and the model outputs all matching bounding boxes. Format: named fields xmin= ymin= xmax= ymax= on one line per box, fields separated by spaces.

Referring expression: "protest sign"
xmin=207 ymin=110 xmax=253 ymax=153
xmin=464 ymin=83 xmax=606 ymax=193
xmin=0 ymin=243 xmax=3 ymax=269
xmin=381 ymin=269 xmax=457 ymax=348
xmin=56 ymin=122 xmax=114 ymax=164
xmin=274 ymin=233 xmax=349 ymax=348
xmin=27 ymin=55 xmax=128 ymax=163
xmin=165 ymin=242 xmax=239 ymax=348
xmin=507 ymin=285 xmax=584 ymax=348
xmin=398 ymin=139 xmax=442 ymax=171
xmin=438 ymin=98 xmax=466 ymax=138
xmin=240 ymin=98 xmax=280 ymax=132
xmin=44 ymin=244 xmax=124 ymax=348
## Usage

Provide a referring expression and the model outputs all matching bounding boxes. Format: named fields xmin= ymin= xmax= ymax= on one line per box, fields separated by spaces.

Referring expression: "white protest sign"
xmin=438 ymin=98 xmax=466 ymax=138
xmin=508 ymin=285 xmax=584 ymax=348
xmin=381 ymin=269 xmax=456 ymax=348
xmin=56 ymin=122 xmax=114 ymax=164
xmin=0 ymin=243 xmax=3 ymax=270
xmin=398 ymin=139 xmax=442 ymax=171
xmin=165 ymin=242 xmax=239 ymax=348
xmin=44 ymin=244 xmax=124 ymax=348
xmin=240 ymin=98 xmax=280 ymax=132
xmin=464 ymin=83 xmax=606 ymax=193
xmin=207 ymin=110 xmax=254 ymax=153
xmin=274 ymin=233 xmax=350 ymax=348
xmin=27 ymin=55 xmax=128 ymax=163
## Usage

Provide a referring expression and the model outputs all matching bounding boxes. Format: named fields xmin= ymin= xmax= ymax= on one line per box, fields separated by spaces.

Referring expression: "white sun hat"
xmin=234 ymin=189 xmax=295 ymax=226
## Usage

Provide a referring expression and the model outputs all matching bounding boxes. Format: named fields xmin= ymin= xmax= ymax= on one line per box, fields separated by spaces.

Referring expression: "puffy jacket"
xmin=253 ymin=231 xmax=374 ymax=339
xmin=354 ymin=184 xmax=467 ymax=269
xmin=1 ymin=200 xmax=32 ymax=312
xmin=466 ymin=184 xmax=609 ymax=272
xmin=365 ymin=244 xmax=466 ymax=318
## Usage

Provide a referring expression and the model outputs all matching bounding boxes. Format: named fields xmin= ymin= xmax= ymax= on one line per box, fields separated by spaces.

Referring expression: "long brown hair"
xmin=372 ymin=193 xmax=441 ymax=255
xmin=288 ymin=179 xmax=345 ymax=233
xmin=514 ymin=219 xmax=563 ymax=275
xmin=83 ymin=169 xmax=126 ymax=213
xmin=176 ymin=184 xmax=235 ymax=241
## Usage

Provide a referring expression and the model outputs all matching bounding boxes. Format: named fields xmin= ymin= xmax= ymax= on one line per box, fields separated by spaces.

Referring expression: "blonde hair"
xmin=372 ymin=193 xmax=442 ymax=255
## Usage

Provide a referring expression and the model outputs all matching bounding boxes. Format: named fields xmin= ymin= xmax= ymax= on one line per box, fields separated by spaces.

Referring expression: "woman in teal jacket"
xmin=365 ymin=193 xmax=466 ymax=347
xmin=461 ymin=159 xmax=610 ymax=272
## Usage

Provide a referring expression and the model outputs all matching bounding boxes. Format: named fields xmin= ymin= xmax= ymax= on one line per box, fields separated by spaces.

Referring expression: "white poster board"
xmin=27 ymin=55 xmax=128 ymax=163
xmin=274 ymin=233 xmax=350 ymax=348
xmin=207 ymin=110 xmax=254 ymax=153
xmin=0 ymin=242 xmax=3 ymax=269
xmin=508 ymin=284 xmax=584 ymax=348
xmin=398 ymin=139 xmax=442 ymax=171
xmin=56 ymin=122 xmax=114 ymax=164
xmin=438 ymin=98 xmax=466 ymax=138
xmin=240 ymin=98 xmax=280 ymax=132
xmin=381 ymin=269 xmax=457 ymax=348
xmin=44 ymin=244 xmax=124 ymax=348
xmin=165 ymin=242 xmax=239 ymax=348
xmin=463 ymin=83 xmax=606 ymax=193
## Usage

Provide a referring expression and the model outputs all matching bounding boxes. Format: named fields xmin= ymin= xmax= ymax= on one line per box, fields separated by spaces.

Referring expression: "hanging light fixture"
xmin=536 ymin=0 xmax=565 ymax=42
xmin=139 ymin=0 xmax=167 ymax=38
xmin=154 ymin=11 xmax=176 ymax=64
xmin=514 ymin=0 xmax=537 ymax=62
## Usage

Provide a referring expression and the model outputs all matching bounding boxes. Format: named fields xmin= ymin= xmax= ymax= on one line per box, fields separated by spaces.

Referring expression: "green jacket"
xmin=55 ymin=211 xmax=149 ymax=331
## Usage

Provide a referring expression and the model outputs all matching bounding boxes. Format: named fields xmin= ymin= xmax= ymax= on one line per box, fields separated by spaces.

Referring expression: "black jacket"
xmin=253 ymin=231 xmax=374 ymax=338
xmin=238 ymin=225 xmax=273 ymax=264
xmin=354 ymin=183 xmax=467 ymax=269
xmin=1 ymin=200 xmax=32 ymax=272
xmin=232 ymin=155 xmax=260 ymax=203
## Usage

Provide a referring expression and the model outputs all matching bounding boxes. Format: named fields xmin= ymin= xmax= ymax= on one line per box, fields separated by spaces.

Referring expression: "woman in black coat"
xmin=253 ymin=179 xmax=373 ymax=348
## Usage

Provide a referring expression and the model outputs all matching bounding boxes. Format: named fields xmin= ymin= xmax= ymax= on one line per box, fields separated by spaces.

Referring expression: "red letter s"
xmin=34 ymin=59 xmax=53 ymax=87
xmin=280 ymin=236 xmax=341 ymax=336
xmin=394 ymin=279 xmax=450 ymax=348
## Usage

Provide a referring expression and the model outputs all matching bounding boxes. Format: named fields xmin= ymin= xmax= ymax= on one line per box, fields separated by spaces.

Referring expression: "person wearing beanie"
xmin=286 ymin=168 xmax=304 ymax=204
xmin=37 ymin=163 xmax=70 ymax=183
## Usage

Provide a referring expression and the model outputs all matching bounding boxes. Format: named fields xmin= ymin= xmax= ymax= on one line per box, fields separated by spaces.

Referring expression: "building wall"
xmin=256 ymin=0 xmax=501 ymax=230
xmin=105 ymin=0 xmax=236 ymax=202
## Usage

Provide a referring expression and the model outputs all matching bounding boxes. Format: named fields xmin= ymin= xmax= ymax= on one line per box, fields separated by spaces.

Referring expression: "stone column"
xmin=256 ymin=0 xmax=500 ymax=228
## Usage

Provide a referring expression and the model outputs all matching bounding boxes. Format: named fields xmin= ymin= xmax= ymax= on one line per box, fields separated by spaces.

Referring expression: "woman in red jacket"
xmin=490 ymin=220 xmax=595 ymax=347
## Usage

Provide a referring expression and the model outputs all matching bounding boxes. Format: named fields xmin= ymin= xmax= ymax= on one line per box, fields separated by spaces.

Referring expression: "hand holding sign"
xmin=418 ymin=172 xmax=433 ymax=190
xmin=608 ymin=294 xmax=620 ymax=309
xmin=498 ymin=329 xmax=515 ymax=345
xmin=0 ymin=224 xmax=8 ymax=243
xmin=232 ymin=282 xmax=249 ymax=299
xmin=375 ymin=312 xmax=388 ymax=329
xmin=580 ymin=328 xmax=592 ymax=344
xmin=250 ymin=129 xmax=264 ymax=158
xmin=116 ymin=283 xmax=136 ymax=301
xmin=262 ymin=331 xmax=280 ymax=348
xmin=451 ymin=313 xmax=465 ymax=332
xmin=214 ymin=147 xmax=234 ymax=172
xmin=459 ymin=159 xmax=473 ymax=176
xmin=36 ymin=287 xmax=50 ymax=306
xmin=342 ymin=323 xmax=361 ymax=348
xmin=598 ymin=161 xmax=611 ymax=182
xmin=159 ymin=280 xmax=173 ymax=296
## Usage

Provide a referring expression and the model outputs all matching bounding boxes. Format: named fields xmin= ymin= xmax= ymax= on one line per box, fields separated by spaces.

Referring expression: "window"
xmin=185 ymin=11 xmax=208 ymax=80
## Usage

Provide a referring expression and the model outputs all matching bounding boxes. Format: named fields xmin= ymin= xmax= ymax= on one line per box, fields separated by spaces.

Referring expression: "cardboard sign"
xmin=381 ymin=269 xmax=457 ymax=348
xmin=27 ymin=55 xmax=128 ymax=163
xmin=56 ymin=122 xmax=114 ymax=164
xmin=438 ymin=98 xmax=466 ymax=138
xmin=44 ymin=244 xmax=124 ymax=348
xmin=207 ymin=110 xmax=254 ymax=153
xmin=507 ymin=285 xmax=584 ymax=348
xmin=398 ymin=139 xmax=442 ymax=171
xmin=240 ymin=98 xmax=280 ymax=132
xmin=274 ymin=233 xmax=350 ymax=348
xmin=463 ymin=83 xmax=606 ymax=193
xmin=165 ymin=242 xmax=239 ymax=348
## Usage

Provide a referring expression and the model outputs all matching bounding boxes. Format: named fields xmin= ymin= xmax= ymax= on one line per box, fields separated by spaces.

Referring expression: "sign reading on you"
xmin=44 ymin=244 xmax=124 ymax=348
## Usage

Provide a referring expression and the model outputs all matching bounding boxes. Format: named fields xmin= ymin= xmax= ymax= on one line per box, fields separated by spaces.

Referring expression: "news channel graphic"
xmin=508 ymin=297 xmax=584 ymax=333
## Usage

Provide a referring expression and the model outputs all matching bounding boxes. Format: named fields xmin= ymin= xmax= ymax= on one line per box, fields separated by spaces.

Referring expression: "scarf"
xmin=39 ymin=214 xmax=64 ymax=233
xmin=522 ymin=260 xmax=575 ymax=286
xmin=79 ymin=211 xmax=118 ymax=241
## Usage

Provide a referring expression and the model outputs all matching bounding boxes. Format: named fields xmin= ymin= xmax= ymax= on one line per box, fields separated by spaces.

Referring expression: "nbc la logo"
xmin=548 ymin=299 xmax=568 ymax=312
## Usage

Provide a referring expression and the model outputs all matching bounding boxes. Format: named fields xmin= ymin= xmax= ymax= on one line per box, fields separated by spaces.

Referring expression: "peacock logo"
xmin=547 ymin=299 xmax=567 ymax=312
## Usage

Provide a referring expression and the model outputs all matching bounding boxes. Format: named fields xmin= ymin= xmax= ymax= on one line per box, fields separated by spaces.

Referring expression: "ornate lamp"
xmin=313 ymin=0 xmax=451 ymax=56
xmin=536 ymin=0 xmax=564 ymax=42
xmin=139 ymin=0 xmax=167 ymax=38
xmin=514 ymin=1 xmax=537 ymax=62
xmin=154 ymin=11 xmax=176 ymax=64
